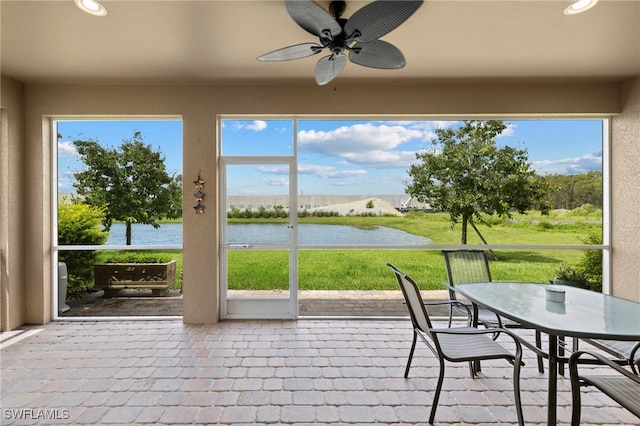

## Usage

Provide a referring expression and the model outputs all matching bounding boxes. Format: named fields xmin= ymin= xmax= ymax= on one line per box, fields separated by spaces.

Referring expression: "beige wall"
xmin=1 ymin=76 xmax=27 ymax=331
xmin=611 ymin=77 xmax=640 ymax=302
xmin=1 ymin=78 xmax=638 ymax=329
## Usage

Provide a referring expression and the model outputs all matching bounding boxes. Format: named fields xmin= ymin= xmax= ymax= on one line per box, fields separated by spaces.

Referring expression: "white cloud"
xmin=532 ymin=151 xmax=602 ymax=175
xmin=247 ymin=120 xmax=267 ymax=131
xmin=58 ymin=141 xmax=79 ymax=158
xmin=298 ymin=164 xmax=367 ymax=178
xmin=298 ymin=123 xmax=424 ymax=156
xmin=341 ymin=150 xmax=419 ymax=168
xmin=498 ymin=123 xmax=518 ymax=138
xmin=257 ymin=164 xmax=368 ymax=179
xmin=227 ymin=184 xmax=261 ymax=195
xmin=232 ymin=120 xmax=268 ymax=132
xmin=256 ymin=165 xmax=288 ymax=175
xmin=261 ymin=177 xmax=289 ymax=187
xmin=295 ymin=122 xmax=444 ymax=170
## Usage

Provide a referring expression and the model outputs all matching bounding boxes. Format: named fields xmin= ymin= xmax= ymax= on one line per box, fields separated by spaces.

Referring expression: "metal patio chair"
xmin=387 ymin=263 xmax=525 ymax=426
xmin=579 ymin=339 xmax=640 ymax=375
xmin=569 ymin=350 xmax=640 ymax=425
xmin=442 ymin=249 xmax=544 ymax=373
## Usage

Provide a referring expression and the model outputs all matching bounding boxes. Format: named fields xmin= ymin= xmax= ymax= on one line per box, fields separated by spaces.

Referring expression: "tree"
xmin=73 ymin=131 xmax=182 ymax=245
xmin=543 ymin=171 xmax=602 ymax=210
xmin=406 ymin=120 xmax=550 ymax=244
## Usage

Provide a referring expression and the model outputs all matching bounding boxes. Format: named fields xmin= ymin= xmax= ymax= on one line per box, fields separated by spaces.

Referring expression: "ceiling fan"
xmin=257 ymin=0 xmax=423 ymax=85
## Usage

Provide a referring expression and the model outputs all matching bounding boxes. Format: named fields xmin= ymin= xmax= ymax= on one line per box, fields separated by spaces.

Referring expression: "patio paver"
xmin=2 ymin=319 xmax=638 ymax=425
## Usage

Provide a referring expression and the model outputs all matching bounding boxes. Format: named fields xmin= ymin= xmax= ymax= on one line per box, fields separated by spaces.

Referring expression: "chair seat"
xmin=580 ymin=375 xmax=640 ymax=417
xmin=434 ymin=328 xmax=515 ymax=362
xmin=569 ymin=350 xmax=640 ymax=425
xmin=581 ymin=338 xmax=640 ymax=371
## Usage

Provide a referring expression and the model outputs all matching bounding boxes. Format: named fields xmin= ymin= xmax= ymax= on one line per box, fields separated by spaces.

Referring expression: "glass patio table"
xmin=456 ymin=282 xmax=640 ymax=426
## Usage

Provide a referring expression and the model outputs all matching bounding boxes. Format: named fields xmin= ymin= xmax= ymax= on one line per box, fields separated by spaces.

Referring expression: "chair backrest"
xmin=387 ymin=263 xmax=434 ymax=337
xmin=442 ymin=249 xmax=492 ymax=288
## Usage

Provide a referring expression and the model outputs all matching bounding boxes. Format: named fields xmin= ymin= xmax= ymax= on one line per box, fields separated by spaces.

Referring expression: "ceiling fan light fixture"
xmin=564 ymin=0 xmax=598 ymax=15
xmin=74 ymin=0 xmax=107 ymax=17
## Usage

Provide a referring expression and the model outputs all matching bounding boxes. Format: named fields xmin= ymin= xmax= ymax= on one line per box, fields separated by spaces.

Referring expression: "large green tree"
xmin=406 ymin=120 xmax=550 ymax=244
xmin=73 ymin=131 xmax=182 ymax=245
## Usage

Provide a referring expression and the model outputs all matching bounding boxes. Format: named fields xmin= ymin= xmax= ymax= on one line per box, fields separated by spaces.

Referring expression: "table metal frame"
xmin=456 ymin=282 xmax=640 ymax=426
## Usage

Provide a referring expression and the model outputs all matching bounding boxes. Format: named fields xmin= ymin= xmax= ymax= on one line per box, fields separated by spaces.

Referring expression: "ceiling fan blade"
xmin=315 ymin=54 xmax=347 ymax=85
xmin=257 ymin=43 xmax=323 ymax=62
xmin=348 ymin=40 xmax=405 ymax=69
xmin=344 ymin=0 xmax=423 ymax=43
xmin=285 ymin=0 xmax=342 ymax=38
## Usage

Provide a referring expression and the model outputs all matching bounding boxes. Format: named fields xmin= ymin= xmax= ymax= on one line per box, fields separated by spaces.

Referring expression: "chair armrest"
xmin=569 ymin=350 xmax=640 ymax=384
xmin=423 ymin=300 xmax=472 ymax=320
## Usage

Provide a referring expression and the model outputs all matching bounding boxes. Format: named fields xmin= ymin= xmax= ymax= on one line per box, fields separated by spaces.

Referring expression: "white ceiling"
xmin=1 ymin=0 xmax=639 ymax=86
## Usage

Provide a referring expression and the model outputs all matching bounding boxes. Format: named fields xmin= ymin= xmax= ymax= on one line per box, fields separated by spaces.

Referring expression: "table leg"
xmin=471 ymin=303 xmax=482 ymax=374
xmin=547 ymin=334 xmax=558 ymax=426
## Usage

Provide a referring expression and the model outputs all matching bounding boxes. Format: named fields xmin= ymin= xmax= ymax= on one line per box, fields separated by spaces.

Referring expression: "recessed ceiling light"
xmin=74 ymin=0 xmax=107 ymax=17
xmin=564 ymin=0 xmax=598 ymax=15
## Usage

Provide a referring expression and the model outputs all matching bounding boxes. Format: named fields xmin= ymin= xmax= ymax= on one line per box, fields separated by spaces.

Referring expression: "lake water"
xmin=106 ymin=223 xmax=430 ymax=246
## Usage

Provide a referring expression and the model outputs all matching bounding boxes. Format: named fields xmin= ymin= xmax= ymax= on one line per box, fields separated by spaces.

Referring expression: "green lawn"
xmin=100 ymin=210 xmax=601 ymax=292
xmin=227 ymin=210 xmax=601 ymax=291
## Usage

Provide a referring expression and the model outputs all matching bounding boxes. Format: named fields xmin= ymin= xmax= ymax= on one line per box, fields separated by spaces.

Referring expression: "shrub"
xmin=366 ymin=200 xmax=375 ymax=208
xmin=537 ymin=219 xmax=554 ymax=229
xmin=554 ymin=264 xmax=590 ymax=287
xmin=100 ymin=252 xmax=173 ymax=263
xmin=567 ymin=203 xmax=600 ymax=217
xmin=58 ymin=200 xmax=108 ymax=295
xmin=577 ymin=231 xmax=603 ymax=292
xmin=553 ymin=231 xmax=603 ymax=292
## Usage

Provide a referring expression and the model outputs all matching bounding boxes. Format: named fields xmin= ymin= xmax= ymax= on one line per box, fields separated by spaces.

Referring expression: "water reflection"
xmin=105 ymin=223 xmax=431 ymax=246
xmin=228 ymin=223 xmax=430 ymax=245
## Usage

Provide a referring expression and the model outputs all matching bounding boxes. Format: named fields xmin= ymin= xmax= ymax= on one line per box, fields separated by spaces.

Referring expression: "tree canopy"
xmin=73 ymin=131 xmax=182 ymax=245
xmin=543 ymin=171 xmax=602 ymax=210
xmin=406 ymin=120 xmax=550 ymax=244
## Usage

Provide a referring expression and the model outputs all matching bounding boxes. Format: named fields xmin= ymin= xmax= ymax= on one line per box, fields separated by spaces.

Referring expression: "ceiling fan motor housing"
xmin=329 ymin=1 xmax=347 ymax=19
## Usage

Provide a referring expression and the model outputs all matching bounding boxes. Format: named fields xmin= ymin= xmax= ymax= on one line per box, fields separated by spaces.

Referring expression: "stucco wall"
xmin=1 ymin=80 xmax=636 ymax=329
xmin=0 ymin=76 xmax=27 ymax=331
xmin=611 ymin=77 xmax=640 ymax=302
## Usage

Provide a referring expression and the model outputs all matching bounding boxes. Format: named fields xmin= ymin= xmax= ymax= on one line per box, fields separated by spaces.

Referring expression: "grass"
xmin=98 ymin=210 xmax=602 ymax=292
xmin=227 ymin=210 xmax=601 ymax=291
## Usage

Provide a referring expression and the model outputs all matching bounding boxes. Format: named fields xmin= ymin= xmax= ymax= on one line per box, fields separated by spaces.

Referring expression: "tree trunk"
xmin=126 ymin=221 xmax=132 ymax=245
xmin=469 ymin=219 xmax=497 ymax=260
xmin=461 ymin=215 xmax=468 ymax=244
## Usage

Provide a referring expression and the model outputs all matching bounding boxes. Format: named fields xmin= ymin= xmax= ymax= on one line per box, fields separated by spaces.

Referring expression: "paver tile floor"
xmin=1 ymin=319 xmax=637 ymax=425
xmin=59 ymin=290 xmax=453 ymax=318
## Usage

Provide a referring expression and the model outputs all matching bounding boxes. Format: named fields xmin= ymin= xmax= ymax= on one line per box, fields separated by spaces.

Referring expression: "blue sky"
xmin=57 ymin=120 xmax=183 ymax=193
xmin=57 ymin=118 xmax=603 ymax=195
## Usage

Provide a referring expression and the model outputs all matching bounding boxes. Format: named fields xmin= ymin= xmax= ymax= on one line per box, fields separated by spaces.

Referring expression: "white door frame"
xmin=219 ymin=157 xmax=298 ymax=319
